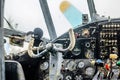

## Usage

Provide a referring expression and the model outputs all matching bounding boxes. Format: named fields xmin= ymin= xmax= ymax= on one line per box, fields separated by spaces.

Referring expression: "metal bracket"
xmin=49 ymin=44 xmax=63 ymax=80
xmin=39 ymin=0 xmax=57 ymax=40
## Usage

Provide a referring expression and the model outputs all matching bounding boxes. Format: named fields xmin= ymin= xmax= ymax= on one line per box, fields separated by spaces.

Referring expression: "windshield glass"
xmin=4 ymin=0 xmax=90 ymax=39
xmin=4 ymin=0 xmax=49 ymax=38
xmin=4 ymin=0 xmax=120 ymax=54
xmin=47 ymin=0 xmax=90 ymax=36
xmin=4 ymin=0 xmax=120 ymax=39
xmin=94 ymin=0 xmax=120 ymax=18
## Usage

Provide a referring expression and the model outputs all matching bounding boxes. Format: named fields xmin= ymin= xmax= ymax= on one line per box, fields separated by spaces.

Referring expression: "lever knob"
xmin=109 ymin=54 xmax=118 ymax=60
xmin=95 ymin=59 xmax=104 ymax=67
xmin=104 ymin=64 xmax=110 ymax=70
xmin=116 ymin=61 xmax=120 ymax=66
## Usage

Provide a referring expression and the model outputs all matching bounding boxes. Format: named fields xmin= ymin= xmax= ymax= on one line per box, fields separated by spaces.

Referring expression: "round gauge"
xmin=78 ymin=61 xmax=85 ymax=68
xmin=40 ymin=62 xmax=49 ymax=70
xmin=72 ymin=47 xmax=81 ymax=56
xmin=82 ymin=28 xmax=90 ymax=37
xmin=67 ymin=61 xmax=76 ymax=71
xmin=85 ymin=67 xmax=95 ymax=76
xmin=74 ymin=75 xmax=83 ymax=80
xmin=65 ymin=75 xmax=72 ymax=80
xmin=85 ymin=49 xmax=94 ymax=59
xmin=85 ymin=42 xmax=90 ymax=48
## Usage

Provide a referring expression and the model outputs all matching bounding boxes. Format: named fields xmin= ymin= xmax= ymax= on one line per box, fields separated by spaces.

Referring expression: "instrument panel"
xmin=49 ymin=19 xmax=120 ymax=80
xmin=55 ymin=19 xmax=120 ymax=60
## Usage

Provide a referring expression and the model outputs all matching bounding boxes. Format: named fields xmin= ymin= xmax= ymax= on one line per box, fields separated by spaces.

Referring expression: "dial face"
xmin=65 ymin=75 xmax=72 ymax=80
xmin=72 ymin=47 xmax=81 ymax=56
xmin=74 ymin=75 xmax=83 ymax=80
xmin=40 ymin=62 xmax=49 ymax=70
xmin=85 ymin=67 xmax=95 ymax=76
xmin=78 ymin=61 xmax=85 ymax=68
xmin=67 ymin=61 xmax=76 ymax=71
xmin=85 ymin=42 xmax=90 ymax=48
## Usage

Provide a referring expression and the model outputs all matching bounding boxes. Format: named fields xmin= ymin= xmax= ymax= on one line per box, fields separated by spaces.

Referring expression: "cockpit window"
xmin=4 ymin=0 xmax=50 ymax=39
xmin=47 ymin=0 xmax=90 ymax=36
xmin=94 ymin=0 xmax=120 ymax=18
xmin=4 ymin=0 xmax=90 ymax=39
xmin=4 ymin=0 xmax=120 ymax=39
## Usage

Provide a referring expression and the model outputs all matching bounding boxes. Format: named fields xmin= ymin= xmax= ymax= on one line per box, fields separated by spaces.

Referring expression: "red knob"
xmin=105 ymin=64 xmax=110 ymax=70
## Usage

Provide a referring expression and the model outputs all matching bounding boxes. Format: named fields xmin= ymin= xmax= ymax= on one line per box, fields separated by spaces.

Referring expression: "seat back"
xmin=5 ymin=60 xmax=25 ymax=80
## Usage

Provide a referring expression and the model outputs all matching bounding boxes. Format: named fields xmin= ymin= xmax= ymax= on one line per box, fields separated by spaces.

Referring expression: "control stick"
xmin=27 ymin=28 xmax=76 ymax=58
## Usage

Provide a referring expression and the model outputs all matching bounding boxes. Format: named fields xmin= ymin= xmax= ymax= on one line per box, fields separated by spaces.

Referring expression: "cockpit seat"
xmin=5 ymin=60 xmax=25 ymax=80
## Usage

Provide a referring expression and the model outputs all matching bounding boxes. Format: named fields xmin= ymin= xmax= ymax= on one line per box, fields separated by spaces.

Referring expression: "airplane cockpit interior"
xmin=1 ymin=0 xmax=120 ymax=80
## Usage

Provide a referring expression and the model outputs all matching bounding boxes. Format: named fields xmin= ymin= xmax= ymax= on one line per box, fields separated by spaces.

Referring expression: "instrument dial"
xmin=85 ymin=67 xmax=95 ymax=76
xmin=78 ymin=61 xmax=85 ymax=68
xmin=40 ymin=62 xmax=49 ymax=70
xmin=72 ymin=47 xmax=81 ymax=56
xmin=74 ymin=75 xmax=83 ymax=80
xmin=65 ymin=75 xmax=72 ymax=80
xmin=67 ymin=61 xmax=76 ymax=71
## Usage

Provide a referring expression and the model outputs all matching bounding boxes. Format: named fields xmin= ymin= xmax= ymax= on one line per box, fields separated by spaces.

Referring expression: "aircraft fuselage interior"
xmin=1 ymin=0 xmax=120 ymax=80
